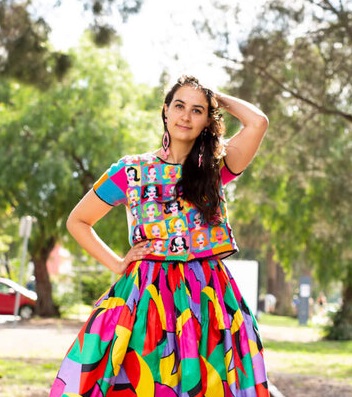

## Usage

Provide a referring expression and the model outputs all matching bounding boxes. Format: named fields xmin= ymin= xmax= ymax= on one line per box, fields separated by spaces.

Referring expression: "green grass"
xmin=1 ymin=314 xmax=351 ymax=395
xmin=60 ymin=302 xmax=93 ymax=319
xmin=0 ymin=358 xmax=61 ymax=396
xmin=258 ymin=312 xmax=315 ymax=328
xmin=259 ymin=314 xmax=352 ymax=385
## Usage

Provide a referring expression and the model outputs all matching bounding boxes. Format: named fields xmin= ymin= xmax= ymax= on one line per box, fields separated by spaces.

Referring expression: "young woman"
xmin=50 ymin=75 xmax=269 ymax=397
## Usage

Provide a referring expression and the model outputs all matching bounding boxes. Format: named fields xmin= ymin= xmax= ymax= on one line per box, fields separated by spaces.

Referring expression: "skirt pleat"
xmin=50 ymin=259 xmax=269 ymax=397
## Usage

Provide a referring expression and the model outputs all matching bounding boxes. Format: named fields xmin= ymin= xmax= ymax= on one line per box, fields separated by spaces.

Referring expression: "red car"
xmin=0 ymin=277 xmax=37 ymax=319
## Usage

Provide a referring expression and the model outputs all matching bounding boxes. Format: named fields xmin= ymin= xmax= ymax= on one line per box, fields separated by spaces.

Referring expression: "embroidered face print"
xmin=153 ymin=239 xmax=164 ymax=254
xmin=170 ymin=236 xmax=189 ymax=253
xmin=127 ymin=188 xmax=140 ymax=206
xmin=163 ymin=165 xmax=181 ymax=183
xmin=165 ymin=185 xmax=176 ymax=199
xmin=131 ymin=207 xmax=140 ymax=221
xmin=193 ymin=212 xmax=203 ymax=229
xmin=126 ymin=167 xmax=140 ymax=186
xmin=151 ymin=224 xmax=161 ymax=238
xmin=196 ymin=233 xmax=205 ymax=248
xmin=175 ymin=218 xmax=186 ymax=235
xmin=143 ymin=202 xmax=161 ymax=222
xmin=168 ymin=167 xmax=177 ymax=182
xmin=147 ymin=166 xmax=157 ymax=183
xmin=211 ymin=226 xmax=226 ymax=245
xmin=191 ymin=231 xmax=209 ymax=250
xmin=215 ymin=228 xmax=224 ymax=244
xmin=143 ymin=185 xmax=158 ymax=201
xmin=168 ymin=217 xmax=187 ymax=236
xmin=167 ymin=201 xmax=180 ymax=216
xmin=133 ymin=225 xmax=145 ymax=243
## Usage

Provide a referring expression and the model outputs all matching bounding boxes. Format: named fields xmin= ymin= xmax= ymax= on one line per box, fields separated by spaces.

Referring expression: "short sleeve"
xmin=93 ymin=159 xmax=128 ymax=206
xmin=220 ymin=158 xmax=242 ymax=186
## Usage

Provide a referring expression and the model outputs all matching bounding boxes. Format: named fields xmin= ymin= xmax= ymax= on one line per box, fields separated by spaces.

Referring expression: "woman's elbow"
xmin=66 ymin=211 xmax=77 ymax=236
xmin=256 ymin=114 xmax=269 ymax=132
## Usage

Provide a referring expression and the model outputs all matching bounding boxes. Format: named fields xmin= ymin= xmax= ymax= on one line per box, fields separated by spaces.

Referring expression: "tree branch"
xmin=227 ymin=56 xmax=352 ymax=123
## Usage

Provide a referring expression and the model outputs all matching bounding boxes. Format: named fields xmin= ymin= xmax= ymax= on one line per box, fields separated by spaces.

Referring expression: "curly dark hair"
xmin=161 ymin=75 xmax=226 ymax=224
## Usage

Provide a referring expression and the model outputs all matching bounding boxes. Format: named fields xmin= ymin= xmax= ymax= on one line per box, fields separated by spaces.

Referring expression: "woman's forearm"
xmin=215 ymin=92 xmax=269 ymax=173
xmin=66 ymin=217 xmax=125 ymax=274
xmin=215 ymin=92 xmax=268 ymax=128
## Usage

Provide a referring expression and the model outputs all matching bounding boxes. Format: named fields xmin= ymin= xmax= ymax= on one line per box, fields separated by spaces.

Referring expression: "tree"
xmin=198 ymin=0 xmax=352 ymax=337
xmin=0 ymin=39 xmax=160 ymax=316
xmin=0 ymin=0 xmax=144 ymax=87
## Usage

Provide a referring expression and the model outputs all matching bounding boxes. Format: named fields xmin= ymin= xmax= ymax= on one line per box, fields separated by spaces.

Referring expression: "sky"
xmin=36 ymin=0 xmax=263 ymax=88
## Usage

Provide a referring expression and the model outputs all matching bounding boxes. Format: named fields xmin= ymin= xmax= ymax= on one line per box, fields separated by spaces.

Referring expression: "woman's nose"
xmin=181 ymin=109 xmax=191 ymax=121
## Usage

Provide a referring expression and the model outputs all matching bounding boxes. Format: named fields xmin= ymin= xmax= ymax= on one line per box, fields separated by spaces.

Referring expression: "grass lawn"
xmin=0 ymin=358 xmax=61 ymax=396
xmin=0 ymin=313 xmax=351 ymax=396
xmin=259 ymin=314 xmax=352 ymax=385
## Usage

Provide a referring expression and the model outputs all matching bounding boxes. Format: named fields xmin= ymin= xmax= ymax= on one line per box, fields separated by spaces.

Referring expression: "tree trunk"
xmin=266 ymin=249 xmax=293 ymax=315
xmin=326 ymin=263 xmax=352 ymax=340
xmin=32 ymin=243 xmax=60 ymax=317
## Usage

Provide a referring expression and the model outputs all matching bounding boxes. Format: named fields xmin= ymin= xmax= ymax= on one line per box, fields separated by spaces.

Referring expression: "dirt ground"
xmin=269 ymin=373 xmax=352 ymax=397
xmin=0 ymin=317 xmax=351 ymax=397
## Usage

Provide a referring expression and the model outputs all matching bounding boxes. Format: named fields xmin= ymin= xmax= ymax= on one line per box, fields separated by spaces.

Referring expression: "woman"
xmin=50 ymin=75 xmax=269 ymax=397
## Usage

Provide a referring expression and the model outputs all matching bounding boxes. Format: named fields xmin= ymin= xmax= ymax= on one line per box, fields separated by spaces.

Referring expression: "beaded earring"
xmin=161 ymin=129 xmax=170 ymax=160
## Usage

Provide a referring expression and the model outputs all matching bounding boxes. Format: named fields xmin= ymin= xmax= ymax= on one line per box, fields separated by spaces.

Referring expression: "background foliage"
xmin=0 ymin=0 xmax=351 ymax=339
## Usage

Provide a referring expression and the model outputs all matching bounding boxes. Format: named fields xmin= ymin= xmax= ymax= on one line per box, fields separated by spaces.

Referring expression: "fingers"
xmin=123 ymin=240 xmax=153 ymax=267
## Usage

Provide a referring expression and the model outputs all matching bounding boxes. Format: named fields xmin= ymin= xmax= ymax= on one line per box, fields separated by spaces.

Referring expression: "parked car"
xmin=0 ymin=277 xmax=37 ymax=319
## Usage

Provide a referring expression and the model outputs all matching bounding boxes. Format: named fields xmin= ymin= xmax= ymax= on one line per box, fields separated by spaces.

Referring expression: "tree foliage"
xmin=0 ymin=38 xmax=161 ymax=316
xmin=0 ymin=0 xmax=144 ymax=87
xmin=201 ymin=0 xmax=352 ymax=338
xmin=0 ymin=1 xmax=71 ymax=88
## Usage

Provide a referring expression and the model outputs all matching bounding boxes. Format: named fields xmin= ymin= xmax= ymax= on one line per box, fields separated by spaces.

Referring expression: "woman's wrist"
xmin=115 ymin=258 xmax=127 ymax=274
xmin=215 ymin=92 xmax=229 ymax=109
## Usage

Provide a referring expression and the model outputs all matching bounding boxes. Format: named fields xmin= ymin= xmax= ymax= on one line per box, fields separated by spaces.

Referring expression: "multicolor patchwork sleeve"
xmin=93 ymin=158 xmax=128 ymax=206
xmin=219 ymin=157 xmax=242 ymax=186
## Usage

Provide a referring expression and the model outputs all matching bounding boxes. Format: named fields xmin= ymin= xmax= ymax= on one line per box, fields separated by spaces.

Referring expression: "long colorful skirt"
xmin=50 ymin=258 xmax=269 ymax=397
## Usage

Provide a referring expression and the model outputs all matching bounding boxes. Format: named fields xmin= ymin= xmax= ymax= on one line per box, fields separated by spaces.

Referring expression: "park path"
xmin=0 ymin=316 xmax=321 ymax=360
xmin=1 ymin=316 xmax=351 ymax=397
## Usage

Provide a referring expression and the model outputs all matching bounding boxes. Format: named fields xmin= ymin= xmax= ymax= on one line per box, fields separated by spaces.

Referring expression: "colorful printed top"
xmin=93 ymin=153 xmax=240 ymax=262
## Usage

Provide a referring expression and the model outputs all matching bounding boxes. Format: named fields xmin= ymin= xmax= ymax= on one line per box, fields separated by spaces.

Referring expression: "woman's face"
xmin=216 ymin=228 xmax=224 ymax=242
xmin=134 ymin=228 xmax=142 ymax=241
xmin=153 ymin=240 xmax=163 ymax=251
xmin=148 ymin=168 xmax=157 ymax=181
xmin=194 ymin=212 xmax=202 ymax=227
xmin=170 ymin=202 xmax=178 ymax=214
xmin=164 ymin=85 xmax=210 ymax=146
xmin=174 ymin=237 xmax=185 ymax=252
xmin=146 ymin=204 xmax=156 ymax=218
xmin=127 ymin=169 xmax=136 ymax=182
xmin=129 ymin=190 xmax=138 ymax=202
xmin=175 ymin=219 xmax=183 ymax=233
xmin=197 ymin=233 xmax=205 ymax=246
xmin=151 ymin=225 xmax=161 ymax=237
xmin=147 ymin=186 xmax=157 ymax=199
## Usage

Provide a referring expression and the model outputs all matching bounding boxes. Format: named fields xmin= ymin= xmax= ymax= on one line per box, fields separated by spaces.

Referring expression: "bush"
xmin=324 ymin=305 xmax=352 ymax=341
xmin=77 ymin=271 xmax=113 ymax=306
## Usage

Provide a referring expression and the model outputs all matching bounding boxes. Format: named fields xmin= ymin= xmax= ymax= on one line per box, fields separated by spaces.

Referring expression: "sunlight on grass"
xmin=60 ymin=303 xmax=93 ymax=320
xmin=266 ymin=348 xmax=352 ymax=385
xmin=0 ymin=358 xmax=60 ymax=388
xmin=257 ymin=314 xmax=352 ymax=385
xmin=258 ymin=313 xmax=313 ymax=328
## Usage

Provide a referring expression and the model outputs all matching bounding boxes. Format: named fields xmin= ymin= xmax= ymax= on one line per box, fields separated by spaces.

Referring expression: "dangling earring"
xmin=161 ymin=129 xmax=170 ymax=160
xmin=198 ymin=128 xmax=207 ymax=168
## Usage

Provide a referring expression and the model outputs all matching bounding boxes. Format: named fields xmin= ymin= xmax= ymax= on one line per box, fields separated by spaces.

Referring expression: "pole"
xmin=13 ymin=216 xmax=33 ymax=324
